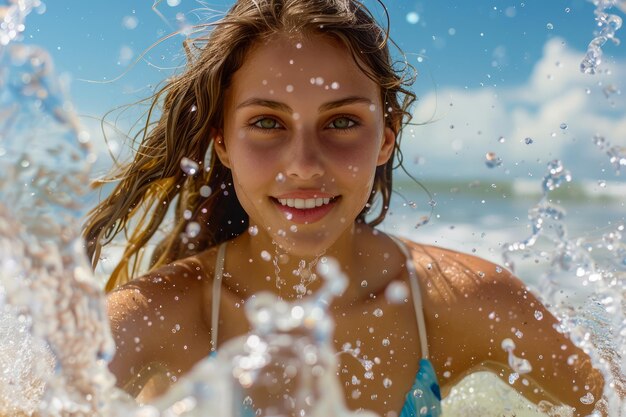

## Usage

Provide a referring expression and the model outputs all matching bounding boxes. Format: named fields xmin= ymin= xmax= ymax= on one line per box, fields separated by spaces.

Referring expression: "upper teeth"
xmin=278 ymin=197 xmax=331 ymax=209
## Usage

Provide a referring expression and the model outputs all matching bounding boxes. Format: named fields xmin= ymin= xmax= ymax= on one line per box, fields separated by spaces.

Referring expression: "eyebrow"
xmin=235 ymin=96 xmax=374 ymax=113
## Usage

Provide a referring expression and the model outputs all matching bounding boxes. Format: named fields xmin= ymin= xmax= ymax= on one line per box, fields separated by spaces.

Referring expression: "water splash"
xmin=580 ymin=0 xmax=624 ymax=74
xmin=153 ymin=257 xmax=378 ymax=417
xmin=593 ymin=134 xmax=626 ymax=175
xmin=501 ymin=338 xmax=533 ymax=381
xmin=502 ymin=161 xmax=625 ymax=415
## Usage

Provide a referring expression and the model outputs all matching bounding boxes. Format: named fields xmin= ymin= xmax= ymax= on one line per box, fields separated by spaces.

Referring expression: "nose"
xmin=284 ymin=130 xmax=324 ymax=181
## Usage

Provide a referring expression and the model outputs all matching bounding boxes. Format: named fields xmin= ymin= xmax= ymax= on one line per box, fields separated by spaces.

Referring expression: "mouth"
xmin=276 ymin=197 xmax=334 ymax=209
xmin=271 ymin=195 xmax=340 ymax=224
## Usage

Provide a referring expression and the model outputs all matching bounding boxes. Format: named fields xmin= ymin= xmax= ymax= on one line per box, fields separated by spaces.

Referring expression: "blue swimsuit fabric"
xmin=399 ymin=358 xmax=442 ymax=417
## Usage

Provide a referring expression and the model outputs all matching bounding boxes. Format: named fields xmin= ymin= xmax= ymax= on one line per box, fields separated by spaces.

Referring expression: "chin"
xmin=272 ymin=229 xmax=337 ymax=257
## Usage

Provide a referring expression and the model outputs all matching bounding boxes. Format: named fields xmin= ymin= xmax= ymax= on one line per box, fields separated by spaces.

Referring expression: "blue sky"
xmin=22 ymin=1 xmax=626 ymax=181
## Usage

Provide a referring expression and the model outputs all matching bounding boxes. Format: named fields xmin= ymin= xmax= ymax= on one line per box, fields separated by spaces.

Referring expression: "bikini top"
xmin=209 ymin=236 xmax=442 ymax=417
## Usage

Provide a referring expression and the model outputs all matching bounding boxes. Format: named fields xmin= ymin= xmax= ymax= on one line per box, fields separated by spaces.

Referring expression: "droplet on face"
xmin=275 ymin=172 xmax=286 ymax=183
xmin=361 ymin=280 xmax=368 ymax=288
xmin=248 ymin=225 xmax=259 ymax=236
xmin=373 ymin=308 xmax=383 ymax=318
xmin=534 ymin=310 xmax=543 ymax=320
xmin=383 ymin=377 xmax=392 ymax=388
xmin=260 ymin=250 xmax=271 ymax=262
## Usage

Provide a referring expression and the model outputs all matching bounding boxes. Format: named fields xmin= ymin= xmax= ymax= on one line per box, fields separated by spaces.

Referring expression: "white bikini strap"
xmin=211 ymin=242 xmax=227 ymax=353
xmin=390 ymin=236 xmax=430 ymax=359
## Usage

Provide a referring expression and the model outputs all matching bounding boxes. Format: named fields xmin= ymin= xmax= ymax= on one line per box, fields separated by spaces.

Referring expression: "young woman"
xmin=83 ymin=1 xmax=606 ymax=415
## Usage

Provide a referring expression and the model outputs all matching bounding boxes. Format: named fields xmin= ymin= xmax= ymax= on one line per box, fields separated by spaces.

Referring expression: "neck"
xmin=237 ymin=223 xmax=365 ymax=300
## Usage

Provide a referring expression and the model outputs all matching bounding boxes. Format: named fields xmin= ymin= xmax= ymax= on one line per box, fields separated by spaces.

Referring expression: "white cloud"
xmin=404 ymin=38 xmax=626 ymax=180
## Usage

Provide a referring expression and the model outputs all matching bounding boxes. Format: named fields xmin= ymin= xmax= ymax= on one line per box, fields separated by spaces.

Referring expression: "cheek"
xmin=329 ymin=144 xmax=381 ymax=183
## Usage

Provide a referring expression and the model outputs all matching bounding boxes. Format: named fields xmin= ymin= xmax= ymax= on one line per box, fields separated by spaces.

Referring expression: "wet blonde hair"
xmin=83 ymin=0 xmax=417 ymax=292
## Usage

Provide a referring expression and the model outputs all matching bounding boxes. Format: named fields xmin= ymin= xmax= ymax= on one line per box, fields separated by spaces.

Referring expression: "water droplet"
xmin=567 ymin=354 xmax=579 ymax=365
xmin=361 ymin=280 xmax=368 ymax=288
xmin=330 ymin=81 xmax=340 ymax=90
xmin=373 ymin=308 xmax=383 ymax=318
xmin=580 ymin=392 xmax=594 ymax=405
xmin=382 ymin=338 xmax=390 ymax=346
xmin=501 ymin=338 xmax=515 ymax=351
xmin=275 ymin=172 xmax=285 ymax=183
xmin=502 ymin=338 xmax=532 ymax=374
xmin=524 ymin=137 xmax=534 ymax=145
xmin=546 ymin=23 xmax=554 ymax=30
xmin=498 ymin=136 xmax=506 ymax=143
xmin=385 ymin=280 xmax=409 ymax=303
xmin=122 ymin=16 xmax=139 ymax=30
xmin=199 ymin=185 xmax=212 ymax=197
xmin=534 ymin=310 xmax=543 ymax=320
xmin=406 ymin=12 xmax=420 ymax=24
xmin=485 ymin=151 xmax=503 ymax=168
xmin=414 ymin=216 xmax=430 ymax=228
xmin=185 ymin=222 xmax=201 ymax=238
xmin=560 ymin=122 xmax=568 ymax=130
xmin=260 ymin=250 xmax=271 ymax=262
xmin=286 ymin=84 xmax=294 ymax=93
xmin=383 ymin=378 xmax=393 ymax=388
xmin=180 ymin=157 xmax=199 ymax=176
xmin=248 ymin=225 xmax=258 ymax=236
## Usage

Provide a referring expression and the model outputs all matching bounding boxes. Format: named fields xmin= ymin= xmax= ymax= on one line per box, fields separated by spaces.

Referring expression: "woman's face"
xmin=216 ymin=33 xmax=395 ymax=255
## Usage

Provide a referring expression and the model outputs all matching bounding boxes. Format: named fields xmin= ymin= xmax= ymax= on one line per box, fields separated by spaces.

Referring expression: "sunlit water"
xmin=1 ymin=1 xmax=625 ymax=416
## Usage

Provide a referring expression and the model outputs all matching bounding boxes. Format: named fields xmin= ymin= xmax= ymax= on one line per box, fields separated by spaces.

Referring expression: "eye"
xmin=328 ymin=116 xmax=357 ymax=130
xmin=251 ymin=117 xmax=283 ymax=130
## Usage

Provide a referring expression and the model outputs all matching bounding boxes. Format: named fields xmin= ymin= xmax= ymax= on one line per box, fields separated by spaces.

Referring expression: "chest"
xmin=214 ymin=292 xmax=423 ymax=415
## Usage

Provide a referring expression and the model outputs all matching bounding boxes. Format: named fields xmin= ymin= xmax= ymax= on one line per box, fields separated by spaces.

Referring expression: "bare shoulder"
xmin=400 ymin=239 xmax=523 ymax=305
xmin=107 ymin=246 xmax=219 ymax=324
xmin=106 ymin=246 xmax=220 ymax=388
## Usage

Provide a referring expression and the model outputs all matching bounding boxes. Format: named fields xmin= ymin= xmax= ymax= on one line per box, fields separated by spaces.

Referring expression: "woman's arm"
xmin=436 ymin=256 xmax=605 ymax=415
xmin=409 ymin=244 xmax=608 ymax=416
xmin=106 ymin=260 xmax=212 ymax=400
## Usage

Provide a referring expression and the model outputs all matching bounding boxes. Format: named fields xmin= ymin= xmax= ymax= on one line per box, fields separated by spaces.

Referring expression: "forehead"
xmin=227 ymin=33 xmax=380 ymax=103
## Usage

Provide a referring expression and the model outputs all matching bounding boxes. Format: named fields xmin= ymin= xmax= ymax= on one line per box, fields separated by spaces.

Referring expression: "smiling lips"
xmin=273 ymin=194 xmax=338 ymax=224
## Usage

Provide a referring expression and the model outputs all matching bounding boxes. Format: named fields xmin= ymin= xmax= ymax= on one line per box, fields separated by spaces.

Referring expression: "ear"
xmin=213 ymin=130 xmax=231 ymax=168
xmin=376 ymin=126 xmax=396 ymax=166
